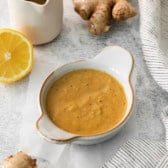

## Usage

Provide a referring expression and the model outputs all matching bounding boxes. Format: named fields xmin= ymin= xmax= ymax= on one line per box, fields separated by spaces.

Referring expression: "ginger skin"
xmin=72 ymin=0 xmax=136 ymax=35
xmin=2 ymin=151 xmax=37 ymax=168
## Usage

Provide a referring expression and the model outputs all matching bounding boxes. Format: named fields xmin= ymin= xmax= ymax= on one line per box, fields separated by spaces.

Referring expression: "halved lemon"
xmin=0 ymin=28 xmax=34 ymax=83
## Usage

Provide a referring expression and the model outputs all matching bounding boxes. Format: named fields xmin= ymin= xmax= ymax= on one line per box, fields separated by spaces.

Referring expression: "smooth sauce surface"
xmin=46 ymin=69 xmax=127 ymax=136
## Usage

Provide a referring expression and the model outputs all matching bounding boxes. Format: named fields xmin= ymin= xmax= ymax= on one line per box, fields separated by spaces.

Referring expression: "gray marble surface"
xmin=1 ymin=0 xmax=168 ymax=165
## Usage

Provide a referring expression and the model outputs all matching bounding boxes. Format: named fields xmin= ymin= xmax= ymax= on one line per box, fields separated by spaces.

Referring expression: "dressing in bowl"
xmin=46 ymin=69 xmax=127 ymax=136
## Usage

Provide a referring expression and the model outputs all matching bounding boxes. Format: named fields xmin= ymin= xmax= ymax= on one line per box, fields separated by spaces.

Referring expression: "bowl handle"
xmin=36 ymin=115 xmax=80 ymax=143
xmin=93 ymin=46 xmax=133 ymax=79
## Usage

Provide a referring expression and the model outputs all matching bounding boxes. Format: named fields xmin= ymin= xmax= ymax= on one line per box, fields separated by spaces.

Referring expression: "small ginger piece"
xmin=2 ymin=151 xmax=37 ymax=168
xmin=72 ymin=0 xmax=136 ymax=35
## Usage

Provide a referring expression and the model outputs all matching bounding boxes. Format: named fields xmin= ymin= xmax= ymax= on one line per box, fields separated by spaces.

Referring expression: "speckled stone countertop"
xmin=1 ymin=0 xmax=168 ymax=166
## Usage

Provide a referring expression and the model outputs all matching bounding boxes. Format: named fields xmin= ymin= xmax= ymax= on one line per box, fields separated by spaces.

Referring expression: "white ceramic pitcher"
xmin=7 ymin=0 xmax=63 ymax=45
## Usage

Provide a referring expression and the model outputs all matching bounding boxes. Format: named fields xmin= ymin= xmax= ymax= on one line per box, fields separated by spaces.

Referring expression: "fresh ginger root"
xmin=2 ymin=151 xmax=37 ymax=168
xmin=72 ymin=0 xmax=136 ymax=35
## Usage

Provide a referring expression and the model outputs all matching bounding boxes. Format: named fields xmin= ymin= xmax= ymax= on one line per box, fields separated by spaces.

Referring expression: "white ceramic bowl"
xmin=36 ymin=46 xmax=134 ymax=145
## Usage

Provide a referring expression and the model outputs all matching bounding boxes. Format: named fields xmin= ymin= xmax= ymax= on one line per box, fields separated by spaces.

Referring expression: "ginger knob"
xmin=72 ymin=0 xmax=136 ymax=35
xmin=2 ymin=151 xmax=37 ymax=168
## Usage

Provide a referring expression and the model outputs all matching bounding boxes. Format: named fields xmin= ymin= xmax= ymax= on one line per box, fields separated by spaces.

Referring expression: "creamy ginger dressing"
xmin=46 ymin=69 xmax=127 ymax=136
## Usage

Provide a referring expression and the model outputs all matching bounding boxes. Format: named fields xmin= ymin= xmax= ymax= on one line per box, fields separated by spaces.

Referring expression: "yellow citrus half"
xmin=0 ymin=28 xmax=34 ymax=83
